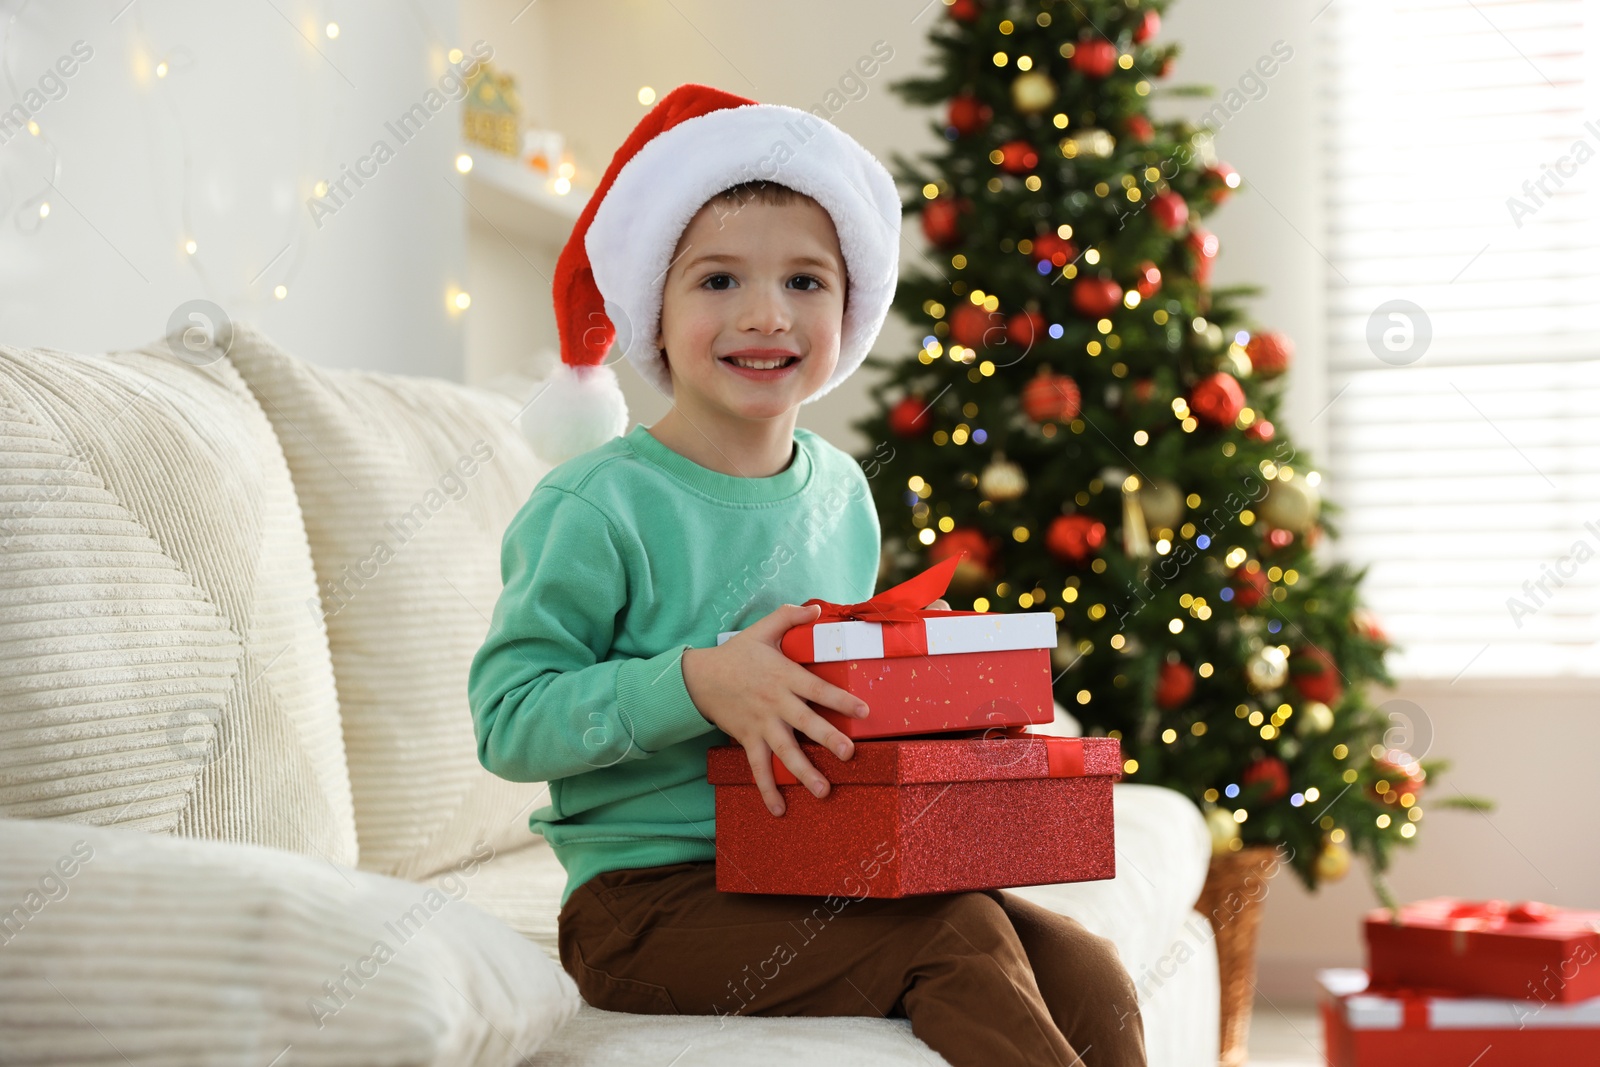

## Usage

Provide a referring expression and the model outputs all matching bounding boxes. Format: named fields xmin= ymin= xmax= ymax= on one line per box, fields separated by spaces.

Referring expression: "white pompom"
xmin=517 ymin=361 xmax=629 ymax=464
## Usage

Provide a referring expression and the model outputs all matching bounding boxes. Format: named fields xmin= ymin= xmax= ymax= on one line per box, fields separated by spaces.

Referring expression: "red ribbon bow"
xmin=791 ymin=553 xmax=984 ymax=660
xmin=1444 ymin=899 xmax=1555 ymax=925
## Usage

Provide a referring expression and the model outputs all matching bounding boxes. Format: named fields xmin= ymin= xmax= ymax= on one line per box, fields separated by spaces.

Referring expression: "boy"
xmin=469 ymin=84 xmax=1146 ymax=1067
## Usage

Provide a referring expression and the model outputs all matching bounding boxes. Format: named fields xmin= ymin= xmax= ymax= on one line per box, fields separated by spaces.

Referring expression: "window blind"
xmin=1320 ymin=0 xmax=1600 ymax=678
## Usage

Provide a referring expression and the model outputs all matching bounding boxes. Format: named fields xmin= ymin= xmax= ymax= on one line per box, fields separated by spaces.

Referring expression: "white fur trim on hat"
xmin=584 ymin=104 xmax=902 ymax=404
xmin=517 ymin=360 xmax=630 ymax=465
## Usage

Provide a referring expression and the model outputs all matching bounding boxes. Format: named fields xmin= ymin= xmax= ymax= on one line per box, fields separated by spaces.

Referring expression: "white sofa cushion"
xmin=0 ymin=342 xmax=358 ymax=865
xmin=227 ymin=325 xmax=550 ymax=879
xmin=0 ymin=815 xmax=579 ymax=1065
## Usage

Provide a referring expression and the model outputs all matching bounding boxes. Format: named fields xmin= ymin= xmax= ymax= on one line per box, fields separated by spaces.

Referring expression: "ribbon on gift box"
xmin=782 ymin=554 xmax=1005 ymax=663
xmin=769 ymin=733 xmax=1087 ymax=787
xmin=787 ymin=553 xmax=984 ymax=660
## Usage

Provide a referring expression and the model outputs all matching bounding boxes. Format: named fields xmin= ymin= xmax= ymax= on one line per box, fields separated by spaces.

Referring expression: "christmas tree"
xmin=853 ymin=0 xmax=1485 ymax=898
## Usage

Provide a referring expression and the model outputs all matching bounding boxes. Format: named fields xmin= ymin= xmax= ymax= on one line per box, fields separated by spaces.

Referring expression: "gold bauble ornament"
xmin=1206 ymin=806 xmax=1242 ymax=856
xmin=980 ymin=456 xmax=1028 ymax=502
xmin=1136 ymin=478 xmax=1185 ymax=533
xmin=1223 ymin=345 xmax=1253 ymax=379
xmin=1010 ymin=70 xmax=1058 ymax=115
xmin=1060 ymin=128 xmax=1116 ymax=159
xmin=1315 ymin=839 xmax=1352 ymax=882
xmin=1245 ymin=645 xmax=1289 ymax=691
xmin=1297 ymin=700 xmax=1335 ymax=736
xmin=1260 ymin=477 xmax=1321 ymax=534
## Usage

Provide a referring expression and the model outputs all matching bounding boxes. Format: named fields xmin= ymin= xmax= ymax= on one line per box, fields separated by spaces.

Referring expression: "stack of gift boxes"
xmin=1318 ymin=897 xmax=1600 ymax=1064
xmin=705 ymin=554 xmax=1123 ymax=898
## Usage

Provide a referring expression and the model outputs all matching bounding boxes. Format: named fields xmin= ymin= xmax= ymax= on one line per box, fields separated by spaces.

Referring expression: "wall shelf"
xmin=462 ymin=150 xmax=589 ymax=247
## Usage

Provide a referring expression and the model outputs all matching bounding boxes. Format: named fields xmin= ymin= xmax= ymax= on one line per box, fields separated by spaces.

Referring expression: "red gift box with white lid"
xmin=1318 ymin=967 xmax=1600 ymax=1066
xmin=1365 ymin=897 xmax=1600 ymax=1003
xmin=716 ymin=554 xmax=1059 ymax=739
xmin=706 ymin=727 xmax=1121 ymax=897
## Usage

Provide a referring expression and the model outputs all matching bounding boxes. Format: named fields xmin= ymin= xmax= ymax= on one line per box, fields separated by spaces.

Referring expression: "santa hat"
xmin=523 ymin=83 xmax=902 ymax=464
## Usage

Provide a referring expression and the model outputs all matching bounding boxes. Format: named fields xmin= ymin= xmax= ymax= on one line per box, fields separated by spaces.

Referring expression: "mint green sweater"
xmin=468 ymin=423 xmax=881 ymax=907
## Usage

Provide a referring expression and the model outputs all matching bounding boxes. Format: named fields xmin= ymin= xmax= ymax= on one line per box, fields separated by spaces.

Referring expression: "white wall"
xmin=0 ymin=0 xmax=464 ymax=377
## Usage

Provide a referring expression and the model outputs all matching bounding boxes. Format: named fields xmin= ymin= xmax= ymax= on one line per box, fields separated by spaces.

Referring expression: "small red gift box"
xmin=1318 ymin=968 xmax=1600 ymax=1066
xmin=1365 ymin=897 xmax=1600 ymax=1003
xmin=716 ymin=554 xmax=1059 ymax=739
xmin=705 ymin=729 xmax=1121 ymax=897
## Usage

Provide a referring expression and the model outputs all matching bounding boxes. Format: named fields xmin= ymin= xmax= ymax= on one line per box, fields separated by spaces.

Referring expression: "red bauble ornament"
xmin=1242 ymin=756 xmax=1290 ymax=802
xmin=1021 ymin=371 xmax=1081 ymax=423
xmin=949 ymin=301 xmax=999 ymax=349
xmin=930 ymin=527 xmax=992 ymax=569
xmin=998 ymin=139 xmax=1039 ymax=174
xmin=1135 ymin=260 xmax=1162 ymax=298
xmin=1245 ymin=418 xmax=1275 ymax=442
xmin=1187 ymin=228 xmax=1219 ymax=285
xmin=1150 ymin=191 xmax=1189 ymax=233
xmin=1290 ymin=646 xmax=1344 ymax=706
xmin=946 ymin=0 xmax=982 ymax=22
xmin=1071 ymin=37 xmax=1118 ymax=78
xmin=1205 ymin=162 xmax=1239 ymax=204
xmin=1371 ymin=752 xmax=1425 ymax=802
xmin=1125 ymin=115 xmax=1153 ymax=143
xmin=1046 ymin=514 xmax=1106 ymax=564
xmin=922 ymin=197 xmax=966 ymax=248
xmin=1352 ymin=609 xmax=1389 ymax=644
xmin=1072 ymin=276 xmax=1123 ymax=317
xmin=1134 ymin=9 xmax=1161 ymax=43
xmin=1231 ymin=566 xmax=1269 ymax=608
xmin=888 ymin=395 xmax=932 ymax=437
xmin=1031 ymin=232 xmax=1078 ymax=268
xmin=1189 ymin=372 xmax=1246 ymax=426
xmin=1006 ymin=309 xmax=1046 ymax=348
xmin=1246 ymin=331 xmax=1294 ymax=378
xmin=947 ymin=93 xmax=993 ymax=136
xmin=1155 ymin=661 xmax=1195 ymax=710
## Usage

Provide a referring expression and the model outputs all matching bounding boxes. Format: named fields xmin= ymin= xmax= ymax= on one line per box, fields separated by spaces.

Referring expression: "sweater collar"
xmin=625 ymin=423 xmax=813 ymax=503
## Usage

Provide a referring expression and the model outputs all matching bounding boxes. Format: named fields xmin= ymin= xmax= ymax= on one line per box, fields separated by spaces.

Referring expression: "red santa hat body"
xmin=524 ymin=83 xmax=902 ymax=464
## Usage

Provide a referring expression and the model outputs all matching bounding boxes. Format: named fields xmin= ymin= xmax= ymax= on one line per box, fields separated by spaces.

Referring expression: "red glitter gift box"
xmin=1365 ymin=897 xmax=1600 ymax=1004
xmin=706 ymin=729 xmax=1121 ymax=897
xmin=716 ymin=554 xmax=1059 ymax=740
xmin=1318 ymin=968 xmax=1600 ymax=1066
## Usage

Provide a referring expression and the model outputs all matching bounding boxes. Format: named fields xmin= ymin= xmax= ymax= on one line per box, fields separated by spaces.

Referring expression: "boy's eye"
xmin=698 ymin=273 xmax=827 ymax=291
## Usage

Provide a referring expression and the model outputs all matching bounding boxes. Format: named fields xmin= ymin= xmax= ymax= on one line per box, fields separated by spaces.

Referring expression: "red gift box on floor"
xmin=706 ymin=729 xmax=1121 ymax=897
xmin=1365 ymin=897 xmax=1600 ymax=1003
xmin=716 ymin=554 xmax=1059 ymax=739
xmin=1318 ymin=968 xmax=1600 ymax=1066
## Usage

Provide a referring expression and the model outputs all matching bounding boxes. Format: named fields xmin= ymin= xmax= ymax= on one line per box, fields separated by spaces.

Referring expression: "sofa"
xmin=0 ymin=325 xmax=1220 ymax=1065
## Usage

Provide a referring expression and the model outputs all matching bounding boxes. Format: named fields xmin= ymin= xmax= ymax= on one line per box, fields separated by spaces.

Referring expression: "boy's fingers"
xmin=794 ymin=666 xmax=869 ymax=720
xmin=745 ymin=602 xmax=820 ymax=645
xmin=769 ymin=731 xmax=830 ymax=801
xmin=790 ymin=702 xmax=855 ymax=762
xmin=745 ymin=740 xmax=785 ymax=817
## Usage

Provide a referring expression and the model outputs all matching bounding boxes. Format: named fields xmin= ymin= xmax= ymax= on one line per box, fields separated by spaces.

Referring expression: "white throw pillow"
xmin=227 ymin=325 xmax=551 ymax=879
xmin=0 ymin=342 xmax=358 ymax=865
xmin=0 ymin=815 xmax=579 ymax=1065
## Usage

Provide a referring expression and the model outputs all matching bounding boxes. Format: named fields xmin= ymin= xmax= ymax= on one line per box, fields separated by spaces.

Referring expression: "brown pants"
xmin=557 ymin=859 xmax=1147 ymax=1067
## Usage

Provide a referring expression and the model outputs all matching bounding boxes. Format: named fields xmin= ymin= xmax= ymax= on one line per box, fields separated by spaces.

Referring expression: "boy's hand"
xmin=926 ymin=599 xmax=950 ymax=611
xmin=682 ymin=603 xmax=869 ymax=817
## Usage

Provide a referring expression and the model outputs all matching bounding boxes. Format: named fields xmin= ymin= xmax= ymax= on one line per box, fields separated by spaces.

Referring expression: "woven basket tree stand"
xmin=1193 ymin=845 xmax=1282 ymax=1067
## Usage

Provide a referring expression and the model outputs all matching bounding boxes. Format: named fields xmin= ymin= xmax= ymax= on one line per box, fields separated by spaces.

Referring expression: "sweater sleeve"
xmin=468 ymin=485 xmax=714 ymax=784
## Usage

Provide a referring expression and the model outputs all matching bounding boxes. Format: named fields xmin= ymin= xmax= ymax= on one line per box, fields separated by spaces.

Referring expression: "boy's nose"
xmin=736 ymin=286 xmax=793 ymax=333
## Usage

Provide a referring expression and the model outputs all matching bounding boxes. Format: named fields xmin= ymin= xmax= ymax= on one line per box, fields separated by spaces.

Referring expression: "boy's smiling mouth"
xmin=719 ymin=348 xmax=802 ymax=375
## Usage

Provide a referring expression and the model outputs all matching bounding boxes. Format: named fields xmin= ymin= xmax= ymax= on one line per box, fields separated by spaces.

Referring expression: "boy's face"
xmin=655 ymin=194 xmax=847 ymax=424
